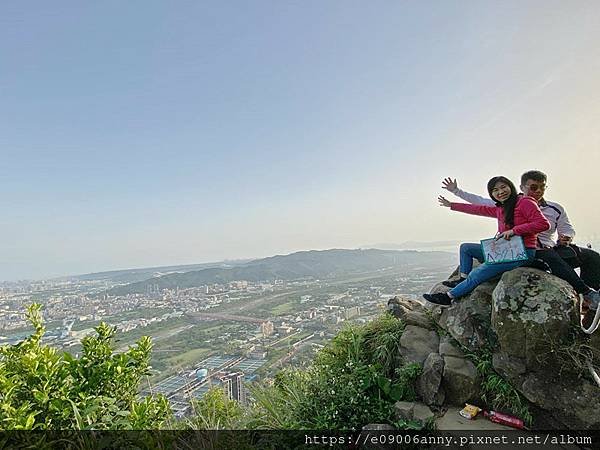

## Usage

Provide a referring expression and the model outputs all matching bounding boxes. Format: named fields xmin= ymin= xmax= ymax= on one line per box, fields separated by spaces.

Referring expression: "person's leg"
xmin=577 ymin=246 xmax=600 ymax=291
xmin=449 ymin=254 xmax=532 ymax=299
xmin=459 ymin=243 xmax=484 ymax=277
xmin=536 ymin=248 xmax=590 ymax=294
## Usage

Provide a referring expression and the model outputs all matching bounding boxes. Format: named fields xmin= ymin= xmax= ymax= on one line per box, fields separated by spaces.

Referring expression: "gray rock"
xmin=399 ymin=309 xmax=435 ymax=330
xmin=520 ymin=373 xmax=600 ymax=429
xmin=435 ymin=281 xmax=496 ymax=352
xmin=399 ymin=325 xmax=440 ymax=365
xmin=416 ymin=353 xmax=445 ymax=406
xmin=425 ymin=265 xmax=600 ymax=431
xmin=394 ymin=401 xmax=415 ymax=421
xmin=439 ymin=336 xmax=466 ymax=358
xmin=396 ymin=296 xmax=427 ymax=314
xmin=388 ymin=297 xmax=434 ymax=329
xmin=492 ymin=268 xmax=578 ymax=370
xmin=492 ymin=352 xmax=526 ymax=379
xmin=413 ymin=403 xmax=435 ymax=424
xmin=442 ymin=356 xmax=480 ymax=405
xmin=393 ymin=401 xmax=434 ymax=426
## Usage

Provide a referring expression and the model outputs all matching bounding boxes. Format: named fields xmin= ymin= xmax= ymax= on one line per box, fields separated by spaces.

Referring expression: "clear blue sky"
xmin=2 ymin=1 xmax=600 ymax=280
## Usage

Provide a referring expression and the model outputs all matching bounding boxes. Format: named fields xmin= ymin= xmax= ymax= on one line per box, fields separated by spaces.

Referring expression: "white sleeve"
xmin=556 ymin=204 xmax=576 ymax=238
xmin=450 ymin=187 xmax=495 ymax=206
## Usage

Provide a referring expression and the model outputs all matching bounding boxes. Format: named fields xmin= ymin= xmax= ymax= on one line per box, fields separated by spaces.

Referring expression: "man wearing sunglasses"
xmin=442 ymin=170 xmax=600 ymax=327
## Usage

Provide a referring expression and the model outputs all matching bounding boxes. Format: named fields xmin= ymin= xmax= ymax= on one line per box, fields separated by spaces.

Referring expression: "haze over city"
xmin=2 ymin=1 xmax=600 ymax=280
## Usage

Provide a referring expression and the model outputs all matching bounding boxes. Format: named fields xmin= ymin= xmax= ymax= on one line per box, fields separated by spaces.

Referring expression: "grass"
xmin=269 ymin=301 xmax=297 ymax=315
xmin=165 ymin=348 xmax=211 ymax=368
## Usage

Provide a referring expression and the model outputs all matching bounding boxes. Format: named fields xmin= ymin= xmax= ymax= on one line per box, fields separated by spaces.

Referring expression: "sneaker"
xmin=583 ymin=290 xmax=600 ymax=311
xmin=423 ymin=292 xmax=452 ymax=307
xmin=582 ymin=308 xmax=598 ymax=330
xmin=442 ymin=278 xmax=465 ymax=288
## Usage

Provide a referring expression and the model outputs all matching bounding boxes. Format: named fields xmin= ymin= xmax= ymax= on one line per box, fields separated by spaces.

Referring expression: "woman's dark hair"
xmin=487 ymin=176 xmax=518 ymax=227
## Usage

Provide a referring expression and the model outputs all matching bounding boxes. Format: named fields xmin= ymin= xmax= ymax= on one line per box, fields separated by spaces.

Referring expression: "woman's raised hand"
xmin=438 ymin=195 xmax=451 ymax=207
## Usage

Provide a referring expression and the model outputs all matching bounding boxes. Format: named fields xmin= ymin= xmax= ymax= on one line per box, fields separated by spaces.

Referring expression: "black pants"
xmin=566 ymin=246 xmax=600 ymax=290
xmin=535 ymin=248 xmax=589 ymax=294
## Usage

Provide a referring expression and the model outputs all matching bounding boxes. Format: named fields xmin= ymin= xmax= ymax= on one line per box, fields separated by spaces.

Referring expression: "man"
xmin=442 ymin=170 xmax=599 ymax=327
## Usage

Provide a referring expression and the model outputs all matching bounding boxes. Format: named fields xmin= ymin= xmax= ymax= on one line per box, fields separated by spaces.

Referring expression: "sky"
xmin=2 ymin=1 xmax=600 ymax=281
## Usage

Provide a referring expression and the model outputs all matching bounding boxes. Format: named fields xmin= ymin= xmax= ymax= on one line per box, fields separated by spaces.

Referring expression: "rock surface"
xmin=435 ymin=281 xmax=496 ymax=351
xmin=399 ymin=325 xmax=439 ymax=365
xmin=435 ymin=410 xmax=519 ymax=431
xmin=391 ymin=266 xmax=600 ymax=430
xmin=393 ymin=401 xmax=434 ymax=426
xmin=442 ymin=355 xmax=480 ymax=405
xmin=492 ymin=268 xmax=578 ymax=370
xmin=416 ymin=352 xmax=445 ymax=406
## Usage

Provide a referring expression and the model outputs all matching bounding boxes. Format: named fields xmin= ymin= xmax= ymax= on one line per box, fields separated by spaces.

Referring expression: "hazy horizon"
xmin=3 ymin=1 xmax=600 ymax=281
xmin=3 ymin=243 xmax=460 ymax=282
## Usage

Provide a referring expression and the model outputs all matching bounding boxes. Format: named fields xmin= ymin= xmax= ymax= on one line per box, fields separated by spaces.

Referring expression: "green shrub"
xmin=0 ymin=304 xmax=171 ymax=430
xmin=243 ymin=314 xmax=422 ymax=430
xmin=187 ymin=386 xmax=244 ymax=429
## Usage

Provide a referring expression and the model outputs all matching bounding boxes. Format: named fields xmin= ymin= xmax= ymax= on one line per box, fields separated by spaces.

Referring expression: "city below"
xmin=1 ymin=249 xmax=461 ymax=417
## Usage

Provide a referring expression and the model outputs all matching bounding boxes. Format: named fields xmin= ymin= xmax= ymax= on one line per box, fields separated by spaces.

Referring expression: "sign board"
xmin=480 ymin=235 xmax=528 ymax=264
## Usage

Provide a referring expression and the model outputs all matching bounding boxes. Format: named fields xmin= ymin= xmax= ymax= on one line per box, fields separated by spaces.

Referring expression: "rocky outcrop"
xmin=432 ymin=281 xmax=496 ymax=351
xmin=390 ymin=267 xmax=600 ymax=430
xmin=442 ymin=355 xmax=480 ymax=405
xmin=416 ymin=353 xmax=445 ymax=406
xmin=492 ymin=269 xmax=578 ymax=370
xmin=399 ymin=325 xmax=439 ymax=365
xmin=394 ymin=401 xmax=435 ymax=426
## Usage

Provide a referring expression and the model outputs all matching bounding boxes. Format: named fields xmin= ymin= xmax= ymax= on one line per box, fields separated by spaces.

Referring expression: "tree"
xmin=0 ymin=304 xmax=171 ymax=430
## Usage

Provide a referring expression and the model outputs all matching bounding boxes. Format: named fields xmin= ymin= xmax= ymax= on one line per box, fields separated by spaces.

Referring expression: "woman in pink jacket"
xmin=423 ymin=176 xmax=550 ymax=307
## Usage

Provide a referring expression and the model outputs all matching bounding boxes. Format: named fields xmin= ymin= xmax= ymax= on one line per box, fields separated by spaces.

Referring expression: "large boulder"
xmin=442 ymin=355 xmax=480 ymax=405
xmin=416 ymin=352 xmax=445 ymax=406
xmin=492 ymin=268 xmax=578 ymax=370
xmin=390 ymin=296 xmax=435 ymax=330
xmin=439 ymin=336 xmax=467 ymax=358
xmin=395 ymin=266 xmax=600 ymax=430
xmin=399 ymin=325 xmax=439 ymax=365
xmin=519 ymin=373 xmax=600 ymax=429
xmin=431 ymin=281 xmax=496 ymax=352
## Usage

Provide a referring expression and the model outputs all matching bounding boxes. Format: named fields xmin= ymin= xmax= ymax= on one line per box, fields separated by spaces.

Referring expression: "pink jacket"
xmin=450 ymin=195 xmax=550 ymax=248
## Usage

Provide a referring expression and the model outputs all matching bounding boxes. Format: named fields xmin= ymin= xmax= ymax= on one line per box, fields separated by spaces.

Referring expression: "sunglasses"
xmin=525 ymin=184 xmax=546 ymax=191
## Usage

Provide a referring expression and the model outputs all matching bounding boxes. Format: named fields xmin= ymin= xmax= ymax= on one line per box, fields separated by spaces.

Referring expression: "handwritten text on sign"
xmin=481 ymin=236 xmax=528 ymax=264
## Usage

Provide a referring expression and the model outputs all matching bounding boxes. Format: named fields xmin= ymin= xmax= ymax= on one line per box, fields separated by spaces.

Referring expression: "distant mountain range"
xmin=61 ymin=259 xmax=254 ymax=284
xmin=361 ymin=241 xmax=461 ymax=250
xmin=107 ymin=248 xmax=456 ymax=296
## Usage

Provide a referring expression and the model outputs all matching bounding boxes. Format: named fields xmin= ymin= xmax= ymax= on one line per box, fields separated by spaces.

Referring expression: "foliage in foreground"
xmin=0 ymin=304 xmax=171 ymax=429
xmin=192 ymin=314 xmax=423 ymax=430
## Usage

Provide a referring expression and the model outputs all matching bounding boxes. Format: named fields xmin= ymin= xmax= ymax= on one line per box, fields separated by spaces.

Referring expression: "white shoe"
xmin=583 ymin=290 xmax=600 ymax=311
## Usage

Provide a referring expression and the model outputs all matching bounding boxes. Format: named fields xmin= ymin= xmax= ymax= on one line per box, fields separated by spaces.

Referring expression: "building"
xmin=216 ymin=371 xmax=245 ymax=404
xmin=343 ymin=306 xmax=361 ymax=320
xmin=260 ymin=320 xmax=274 ymax=337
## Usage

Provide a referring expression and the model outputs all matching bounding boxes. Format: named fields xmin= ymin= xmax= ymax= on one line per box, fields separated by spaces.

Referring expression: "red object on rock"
xmin=483 ymin=410 xmax=524 ymax=429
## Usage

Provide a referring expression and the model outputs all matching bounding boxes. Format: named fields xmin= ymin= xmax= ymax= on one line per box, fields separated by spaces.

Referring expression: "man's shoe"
xmin=442 ymin=278 xmax=465 ymax=288
xmin=423 ymin=292 xmax=452 ymax=307
xmin=583 ymin=290 xmax=600 ymax=311
xmin=582 ymin=308 xmax=598 ymax=330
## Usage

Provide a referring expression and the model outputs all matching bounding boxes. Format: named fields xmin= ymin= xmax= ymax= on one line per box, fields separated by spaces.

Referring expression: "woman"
xmin=423 ymin=176 xmax=550 ymax=307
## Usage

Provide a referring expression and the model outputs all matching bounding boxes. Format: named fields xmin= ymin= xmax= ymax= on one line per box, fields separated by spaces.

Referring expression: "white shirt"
xmin=449 ymin=187 xmax=575 ymax=249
